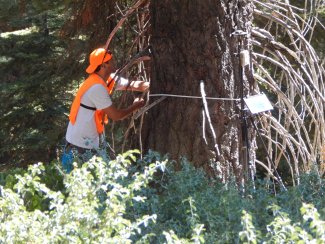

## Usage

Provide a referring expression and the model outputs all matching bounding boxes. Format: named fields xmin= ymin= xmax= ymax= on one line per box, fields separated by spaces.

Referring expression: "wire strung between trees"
xmin=149 ymin=93 xmax=240 ymax=101
xmin=133 ymin=93 xmax=240 ymax=119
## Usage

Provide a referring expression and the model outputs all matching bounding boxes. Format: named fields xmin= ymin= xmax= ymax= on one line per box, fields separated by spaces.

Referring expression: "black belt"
xmin=66 ymin=142 xmax=96 ymax=154
xmin=80 ymin=103 xmax=96 ymax=111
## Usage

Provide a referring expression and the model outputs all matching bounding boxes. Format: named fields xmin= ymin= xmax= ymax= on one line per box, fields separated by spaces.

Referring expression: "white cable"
xmin=149 ymin=93 xmax=240 ymax=101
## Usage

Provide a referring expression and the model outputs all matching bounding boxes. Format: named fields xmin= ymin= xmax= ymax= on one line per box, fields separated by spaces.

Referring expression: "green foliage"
xmin=0 ymin=1 xmax=86 ymax=167
xmin=125 ymin=154 xmax=325 ymax=243
xmin=0 ymin=151 xmax=324 ymax=243
xmin=0 ymin=150 xmax=160 ymax=243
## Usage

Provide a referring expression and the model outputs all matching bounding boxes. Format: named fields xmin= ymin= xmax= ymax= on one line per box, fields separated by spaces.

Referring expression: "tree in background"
xmin=142 ymin=0 xmax=255 ymax=186
xmin=122 ymin=0 xmax=325 ymax=186
xmin=0 ymin=0 xmax=89 ymax=168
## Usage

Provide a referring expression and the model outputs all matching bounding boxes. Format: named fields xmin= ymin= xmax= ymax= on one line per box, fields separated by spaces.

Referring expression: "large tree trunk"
xmin=143 ymin=0 xmax=255 ymax=183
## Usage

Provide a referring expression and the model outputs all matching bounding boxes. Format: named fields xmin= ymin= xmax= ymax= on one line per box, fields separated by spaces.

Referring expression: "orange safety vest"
xmin=69 ymin=74 xmax=115 ymax=134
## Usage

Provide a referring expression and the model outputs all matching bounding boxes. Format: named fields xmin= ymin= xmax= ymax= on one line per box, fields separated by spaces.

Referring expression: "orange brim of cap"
xmin=85 ymin=53 xmax=112 ymax=74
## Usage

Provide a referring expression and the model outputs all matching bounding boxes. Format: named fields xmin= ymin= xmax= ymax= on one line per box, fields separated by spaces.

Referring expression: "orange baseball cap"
xmin=86 ymin=48 xmax=112 ymax=74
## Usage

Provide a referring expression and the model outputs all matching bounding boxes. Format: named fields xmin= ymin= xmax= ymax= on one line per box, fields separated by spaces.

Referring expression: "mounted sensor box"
xmin=244 ymin=94 xmax=273 ymax=114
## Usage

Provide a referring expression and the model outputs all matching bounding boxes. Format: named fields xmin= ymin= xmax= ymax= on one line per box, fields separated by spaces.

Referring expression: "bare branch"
xmin=105 ymin=0 xmax=147 ymax=49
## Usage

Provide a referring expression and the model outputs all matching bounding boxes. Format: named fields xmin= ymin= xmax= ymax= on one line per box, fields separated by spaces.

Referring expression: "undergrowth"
xmin=0 ymin=150 xmax=324 ymax=243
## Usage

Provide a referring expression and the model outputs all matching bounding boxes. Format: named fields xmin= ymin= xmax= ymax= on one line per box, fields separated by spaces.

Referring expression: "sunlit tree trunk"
xmin=143 ymin=0 xmax=256 ymax=184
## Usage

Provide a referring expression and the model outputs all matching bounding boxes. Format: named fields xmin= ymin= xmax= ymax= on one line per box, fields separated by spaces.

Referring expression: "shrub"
xmin=0 ymin=150 xmax=324 ymax=243
xmin=0 ymin=150 xmax=160 ymax=243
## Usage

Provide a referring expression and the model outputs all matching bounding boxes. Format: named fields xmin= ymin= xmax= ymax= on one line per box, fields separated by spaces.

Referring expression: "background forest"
xmin=0 ymin=0 xmax=324 ymax=242
xmin=1 ymin=0 xmax=107 ymax=167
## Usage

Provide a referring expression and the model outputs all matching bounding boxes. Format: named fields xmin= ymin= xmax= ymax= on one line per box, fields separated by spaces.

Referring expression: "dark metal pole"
xmin=232 ymin=30 xmax=253 ymax=186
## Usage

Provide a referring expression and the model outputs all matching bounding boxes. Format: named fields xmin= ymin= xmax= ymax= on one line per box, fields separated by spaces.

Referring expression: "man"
xmin=62 ymin=48 xmax=148 ymax=172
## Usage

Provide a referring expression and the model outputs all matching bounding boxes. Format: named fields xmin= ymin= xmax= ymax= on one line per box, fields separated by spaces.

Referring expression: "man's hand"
xmin=133 ymin=97 xmax=145 ymax=107
xmin=103 ymin=98 xmax=145 ymax=121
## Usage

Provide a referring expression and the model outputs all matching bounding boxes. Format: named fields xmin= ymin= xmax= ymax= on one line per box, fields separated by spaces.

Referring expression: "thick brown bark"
xmin=143 ymin=0 xmax=255 ymax=183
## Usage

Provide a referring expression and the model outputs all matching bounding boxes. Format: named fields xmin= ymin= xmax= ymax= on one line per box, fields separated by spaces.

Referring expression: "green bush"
xmin=0 ymin=150 xmax=324 ymax=243
xmin=0 ymin=150 xmax=160 ymax=243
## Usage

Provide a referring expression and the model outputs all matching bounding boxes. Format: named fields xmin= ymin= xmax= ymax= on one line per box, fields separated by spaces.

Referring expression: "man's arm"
xmin=102 ymin=99 xmax=145 ymax=121
xmin=116 ymin=80 xmax=149 ymax=92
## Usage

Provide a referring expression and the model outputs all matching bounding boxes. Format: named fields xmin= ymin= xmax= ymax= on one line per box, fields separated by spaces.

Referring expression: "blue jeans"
xmin=61 ymin=144 xmax=97 ymax=173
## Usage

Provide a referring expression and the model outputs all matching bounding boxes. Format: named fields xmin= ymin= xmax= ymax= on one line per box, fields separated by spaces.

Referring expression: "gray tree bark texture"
xmin=143 ymin=0 xmax=256 ymax=183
